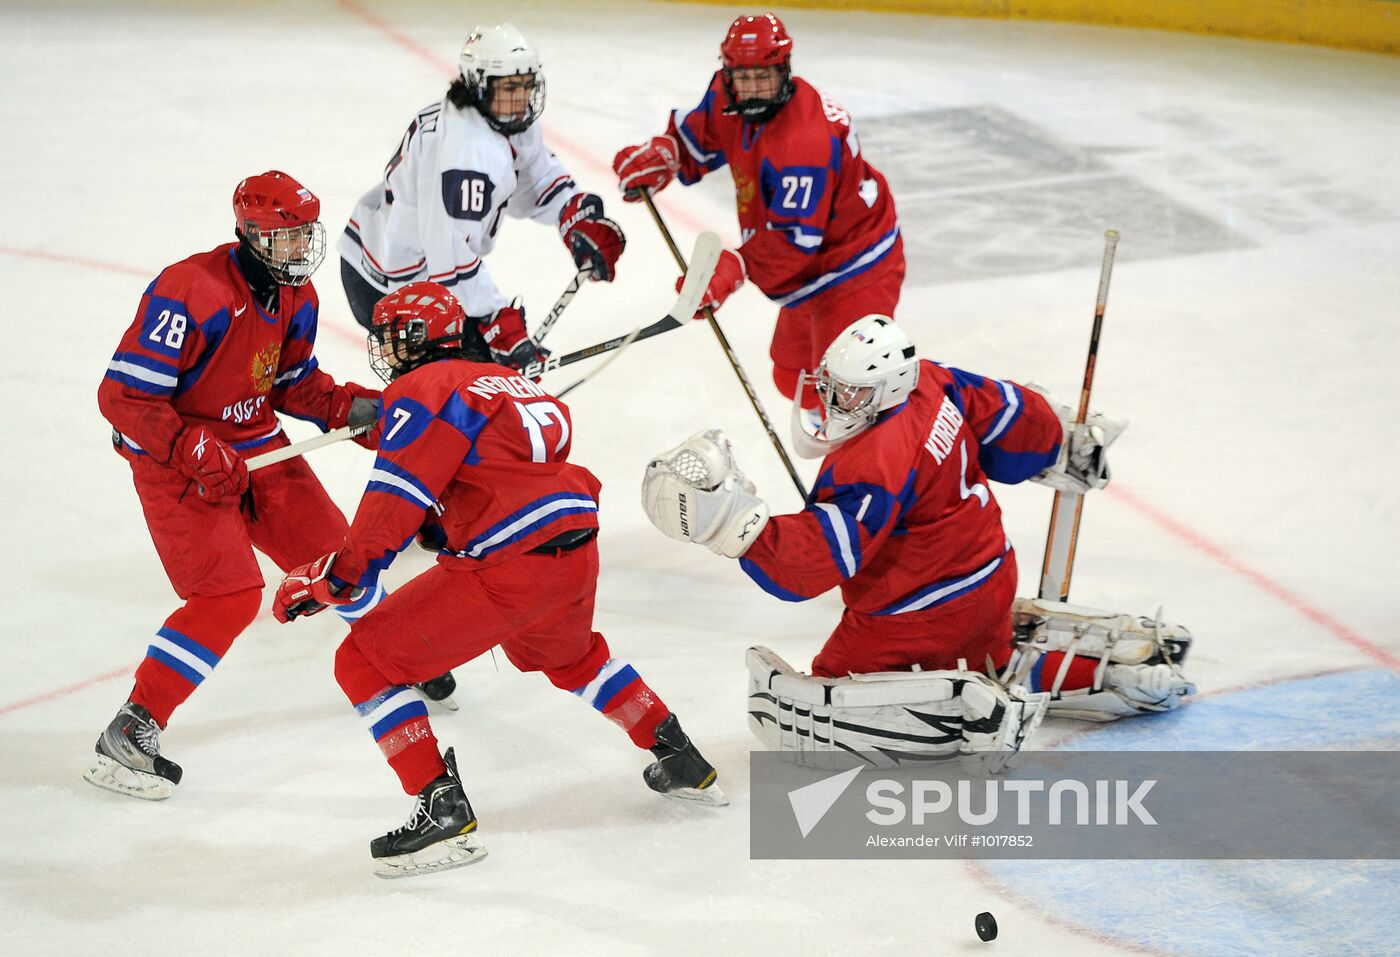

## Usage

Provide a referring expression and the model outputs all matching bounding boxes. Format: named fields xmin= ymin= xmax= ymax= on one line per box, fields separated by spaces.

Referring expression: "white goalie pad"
xmin=746 ymin=647 xmax=1049 ymax=767
xmin=1003 ymin=597 xmax=1196 ymax=721
xmin=642 ymin=429 xmax=770 ymax=558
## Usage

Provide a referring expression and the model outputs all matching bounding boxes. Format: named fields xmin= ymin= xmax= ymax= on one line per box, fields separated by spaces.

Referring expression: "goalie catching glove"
xmin=1027 ymin=384 xmax=1127 ymax=494
xmin=642 ymin=429 xmax=769 ymax=558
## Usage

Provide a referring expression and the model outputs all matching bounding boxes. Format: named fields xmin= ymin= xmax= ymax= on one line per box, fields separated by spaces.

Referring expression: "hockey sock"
xmin=130 ymin=588 xmax=262 ymax=727
xmin=1029 ymin=651 xmax=1102 ymax=694
xmin=572 ymin=658 xmax=671 ymax=750
xmin=334 ymin=639 xmax=444 ymax=794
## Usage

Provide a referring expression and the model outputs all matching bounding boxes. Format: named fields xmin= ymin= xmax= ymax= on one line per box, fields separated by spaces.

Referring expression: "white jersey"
xmin=338 ymin=97 xmax=579 ymax=315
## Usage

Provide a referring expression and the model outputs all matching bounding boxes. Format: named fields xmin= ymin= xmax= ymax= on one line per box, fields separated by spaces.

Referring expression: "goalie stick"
xmin=1039 ymin=229 xmax=1120 ymax=601
xmin=639 ymin=190 xmax=808 ymax=502
xmin=519 ymin=231 xmax=721 ymax=383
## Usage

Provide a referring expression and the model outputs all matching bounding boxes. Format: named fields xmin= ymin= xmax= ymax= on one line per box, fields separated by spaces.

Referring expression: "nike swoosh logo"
xmin=234 ymin=303 xmax=247 ymax=317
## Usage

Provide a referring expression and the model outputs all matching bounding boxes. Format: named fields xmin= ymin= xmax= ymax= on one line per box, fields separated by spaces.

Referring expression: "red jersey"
xmin=739 ymin=362 xmax=1064 ymax=615
xmin=99 ymin=243 xmax=343 ymax=463
xmin=668 ymin=74 xmax=899 ymax=307
xmin=332 ymin=360 xmax=602 ymax=587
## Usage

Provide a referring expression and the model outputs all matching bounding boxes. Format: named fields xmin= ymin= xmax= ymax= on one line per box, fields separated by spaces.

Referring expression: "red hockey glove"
xmin=559 ymin=193 xmax=625 ymax=282
xmin=327 ymin=382 xmax=382 ymax=450
xmin=674 ymin=248 xmax=746 ymax=319
xmin=477 ymin=300 xmax=550 ymax=373
xmin=172 ymin=426 xmax=248 ymax=503
xmin=274 ymin=552 xmax=358 ymax=623
xmin=613 ymin=135 xmax=680 ymax=202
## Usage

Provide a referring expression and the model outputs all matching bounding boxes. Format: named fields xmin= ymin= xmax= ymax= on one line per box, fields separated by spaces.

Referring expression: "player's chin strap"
xmin=746 ymin=647 xmax=1049 ymax=770
xmin=1000 ymin=597 xmax=1196 ymax=721
xmin=642 ymin=428 xmax=770 ymax=558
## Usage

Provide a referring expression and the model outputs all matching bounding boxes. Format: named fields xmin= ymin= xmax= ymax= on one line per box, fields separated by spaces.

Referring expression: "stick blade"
xmin=669 ymin=231 xmax=722 ymax=321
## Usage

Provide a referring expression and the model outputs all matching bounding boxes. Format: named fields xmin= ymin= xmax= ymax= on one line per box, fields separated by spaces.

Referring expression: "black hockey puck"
xmin=975 ymin=911 xmax=998 ymax=942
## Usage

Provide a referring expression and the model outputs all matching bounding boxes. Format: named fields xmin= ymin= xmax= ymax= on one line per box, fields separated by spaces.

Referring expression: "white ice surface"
xmin=2 ymin=2 xmax=1398 ymax=955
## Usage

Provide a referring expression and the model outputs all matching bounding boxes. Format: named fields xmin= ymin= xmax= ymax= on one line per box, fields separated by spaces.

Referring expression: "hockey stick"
xmin=1038 ymin=229 xmax=1121 ymax=602
xmin=532 ymin=265 xmax=592 ymax=346
xmin=639 ymin=190 xmax=808 ymax=502
xmin=246 ymin=423 xmax=372 ymax=472
xmin=555 ymin=232 xmax=721 ymax=400
xmin=518 ymin=231 xmax=721 ymax=383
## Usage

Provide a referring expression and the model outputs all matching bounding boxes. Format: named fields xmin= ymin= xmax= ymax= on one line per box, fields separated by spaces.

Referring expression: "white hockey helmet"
xmin=792 ymin=315 xmax=920 ymax=458
xmin=459 ymin=23 xmax=546 ymax=135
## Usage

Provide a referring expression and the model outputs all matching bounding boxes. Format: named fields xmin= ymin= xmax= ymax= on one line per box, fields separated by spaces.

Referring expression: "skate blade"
xmin=83 ymin=755 xmax=173 ymax=801
xmin=373 ymin=833 xmax=488 ymax=879
xmin=426 ymin=695 xmax=459 ymax=713
xmin=663 ymin=781 xmax=729 ymax=807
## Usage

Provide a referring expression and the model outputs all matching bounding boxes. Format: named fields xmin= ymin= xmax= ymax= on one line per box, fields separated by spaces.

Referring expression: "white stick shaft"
xmin=246 ymin=424 xmax=368 ymax=472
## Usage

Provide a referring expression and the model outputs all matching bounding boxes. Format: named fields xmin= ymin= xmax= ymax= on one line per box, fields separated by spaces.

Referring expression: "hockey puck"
xmin=975 ymin=911 xmax=998 ymax=942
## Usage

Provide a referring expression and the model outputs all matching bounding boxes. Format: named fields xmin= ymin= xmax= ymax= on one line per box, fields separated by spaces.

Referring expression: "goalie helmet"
xmin=368 ymin=281 xmax=489 ymax=383
xmin=458 ymin=23 xmax=546 ymax=135
xmin=719 ymin=14 xmax=795 ymax=123
xmin=793 ymin=315 xmax=920 ymax=457
xmin=232 ymin=170 xmax=326 ymax=287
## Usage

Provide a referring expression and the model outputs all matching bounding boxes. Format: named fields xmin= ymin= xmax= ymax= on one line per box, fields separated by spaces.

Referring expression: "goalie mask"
xmin=368 ymin=281 xmax=489 ymax=383
xmin=232 ymin=171 xmax=326 ymax=287
xmin=719 ymin=14 xmax=795 ymax=123
xmin=792 ymin=315 xmax=920 ymax=458
xmin=459 ymin=23 xmax=546 ymax=136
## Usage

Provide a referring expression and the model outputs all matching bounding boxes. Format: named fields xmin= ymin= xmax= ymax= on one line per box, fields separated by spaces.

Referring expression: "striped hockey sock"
xmin=130 ymin=588 xmax=261 ymax=727
xmin=572 ymin=658 xmax=671 ymax=750
xmin=334 ymin=638 xmax=443 ymax=794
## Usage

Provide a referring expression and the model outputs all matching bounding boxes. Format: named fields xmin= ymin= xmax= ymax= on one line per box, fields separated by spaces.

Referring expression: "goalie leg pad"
xmin=1004 ymin=597 xmax=1196 ymax=721
xmin=746 ymin=647 xmax=1048 ymax=766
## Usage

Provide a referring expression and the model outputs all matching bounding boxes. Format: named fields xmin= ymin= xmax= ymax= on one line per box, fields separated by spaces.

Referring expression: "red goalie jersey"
xmin=739 ymin=362 xmax=1064 ymax=616
xmin=331 ymin=360 xmax=602 ymax=588
xmin=668 ymin=74 xmax=899 ymax=307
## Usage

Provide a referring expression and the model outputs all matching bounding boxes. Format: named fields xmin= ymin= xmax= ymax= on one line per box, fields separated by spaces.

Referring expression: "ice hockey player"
xmin=338 ymin=22 xmax=625 ymax=354
xmin=642 ymin=316 xmax=1195 ymax=763
xmin=87 ymin=171 xmax=384 ymax=800
xmin=272 ymin=281 xmax=725 ymax=878
xmin=612 ymin=13 xmax=902 ymax=417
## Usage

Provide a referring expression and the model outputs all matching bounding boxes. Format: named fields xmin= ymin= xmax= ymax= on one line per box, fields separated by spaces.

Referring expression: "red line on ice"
xmin=1106 ymin=484 xmax=1399 ymax=671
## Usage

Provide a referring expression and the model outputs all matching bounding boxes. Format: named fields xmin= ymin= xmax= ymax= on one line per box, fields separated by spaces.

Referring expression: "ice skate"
xmin=415 ymin=670 xmax=459 ymax=712
xmin=83 ymin=702 xmax=183 ymax=801
xmin=643 ymin=714 xmax=728 ymax=806
xmin=371 ymin=748 xmax=486 ymax=878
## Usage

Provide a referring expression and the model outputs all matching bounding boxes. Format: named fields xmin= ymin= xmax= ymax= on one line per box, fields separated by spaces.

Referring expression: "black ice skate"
xmin=415 ymin=671 xmax=459 ymax=712
xmin=83 ymin=702 xmax=183 ymax=801
xmin=642 ymin=714 xmax=728 ymax=806
xmin=371 ymin=747 xmax=486 ymax=879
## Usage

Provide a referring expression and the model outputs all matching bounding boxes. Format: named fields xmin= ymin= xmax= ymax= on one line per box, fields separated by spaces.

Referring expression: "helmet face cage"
xmin=460 ymin=24 xmax=546 ymax=135
xmin=720 ymin=14 xmax=795 ymax=122
xmin=243 ymin=220 xmax=326 ymax=287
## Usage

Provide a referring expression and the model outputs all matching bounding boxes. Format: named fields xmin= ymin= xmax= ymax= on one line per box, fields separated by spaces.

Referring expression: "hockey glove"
xmin=559 ymin=193 xmax=626 ymax=282
xmin=172 ymin=426 xmax=248 ymax=503
xmin=327 ymin=382 xmax=382 ymax=450
xmin=613 ymin=135 xmax=680 ymax=202
xmin=641 ymin=429 xmax=770 ymax=558
xmin=274 ymin=552 xmax=360 ymax=623
xmin=1026 ymin=384 xmax=1127 ymax=495
xmin=673 ymin=248 xmax=745 ymax=319
xmin=477 ymin=300 xmax=550 ymax=373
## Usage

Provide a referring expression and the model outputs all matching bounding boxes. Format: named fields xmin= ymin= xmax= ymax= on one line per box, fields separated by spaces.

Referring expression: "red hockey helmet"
xmin=720 ymin=13 xmax=793 ymax=69
xmin=231 ymin=171 xmax=326 ymax=286
xmin=719 ymin=14 xmax=795 ymax=122
xmin=368 ymin=281 xmax=488 ymax=382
